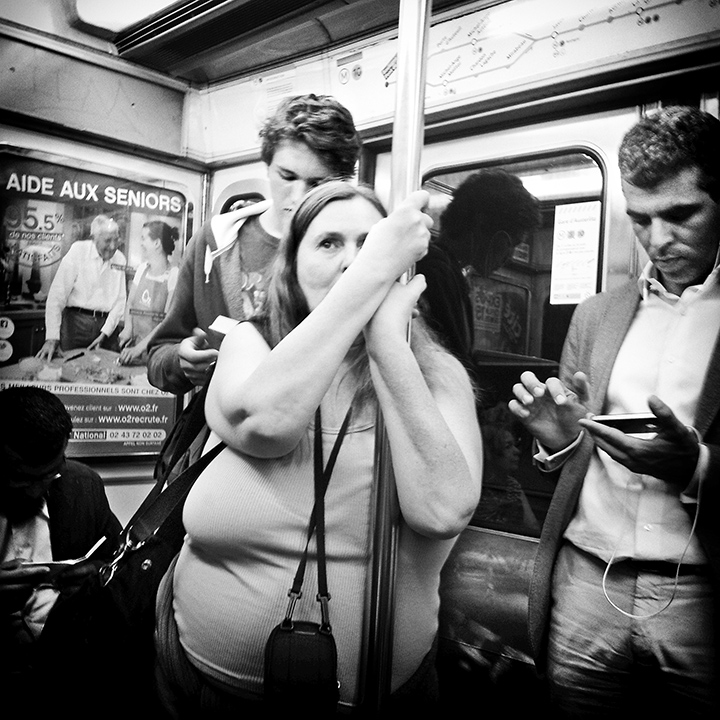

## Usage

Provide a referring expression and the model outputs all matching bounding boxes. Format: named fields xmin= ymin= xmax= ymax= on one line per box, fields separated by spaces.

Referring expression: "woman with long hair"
xmin=154 ymin=180 xmax=483 ymax=716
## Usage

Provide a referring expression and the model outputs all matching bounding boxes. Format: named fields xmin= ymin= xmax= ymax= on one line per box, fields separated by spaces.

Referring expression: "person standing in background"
xmin=416 ymin=168 xmax=541 ymax=374
xmin=436 ymin=168 xmax=541 ymax=280
xmin=36 ymin=214 xmax=126 ymax=360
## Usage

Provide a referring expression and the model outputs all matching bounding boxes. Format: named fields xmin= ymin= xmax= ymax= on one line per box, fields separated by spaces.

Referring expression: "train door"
xmin=371 ymin=105 xmax=640 ymax=711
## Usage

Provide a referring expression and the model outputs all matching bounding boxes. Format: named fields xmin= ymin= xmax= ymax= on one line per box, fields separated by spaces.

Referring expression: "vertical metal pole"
xmin=389 ymin=1 xmax=432 ymax=214
xmin=362 ymin=0 xmax=431 ymax=712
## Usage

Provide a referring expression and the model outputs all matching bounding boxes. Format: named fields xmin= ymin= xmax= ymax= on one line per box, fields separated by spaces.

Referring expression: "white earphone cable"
xmin=601 ymin=472 xmax=702 ymax=619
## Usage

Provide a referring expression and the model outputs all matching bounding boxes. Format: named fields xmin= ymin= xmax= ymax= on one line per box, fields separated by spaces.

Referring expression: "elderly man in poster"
xmin=36 ymin=214 xmax=127 ymax=360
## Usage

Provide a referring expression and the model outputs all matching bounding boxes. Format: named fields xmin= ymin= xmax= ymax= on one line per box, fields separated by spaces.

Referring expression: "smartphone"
xmin=18 ymin=535 xmax=107 ymax=578
xmin=591 ymin=412 xmax=659 ymax=434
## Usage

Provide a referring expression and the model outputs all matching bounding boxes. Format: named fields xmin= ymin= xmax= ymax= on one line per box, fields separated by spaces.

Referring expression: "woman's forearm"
xmin=368 ymin=340 xmax=483 ymax=538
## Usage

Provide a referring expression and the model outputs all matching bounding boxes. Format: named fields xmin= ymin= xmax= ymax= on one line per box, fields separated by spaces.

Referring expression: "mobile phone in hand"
xmin=591 ymin=413 xmax=659 ymax=434
xmin=18 ymin=535 xmax=107 ymax=580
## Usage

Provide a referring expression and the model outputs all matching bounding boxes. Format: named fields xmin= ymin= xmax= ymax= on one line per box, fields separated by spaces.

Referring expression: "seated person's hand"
xmin=51 ymin=560 xmax=103 ymax=592
xmin=0 ymin=559 xmax=51 ymax=614
xmin=179 ymin=328 xmax=219 ymax=386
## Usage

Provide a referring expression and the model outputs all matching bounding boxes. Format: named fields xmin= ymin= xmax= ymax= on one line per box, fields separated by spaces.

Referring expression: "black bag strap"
xmin=283 ymin=405 xmax=353 ymax=631
xmin=132 ymin=383 xmax=210 ymax=525
xmin=153 ymin=381 xmax=211 ymax=487
xmin=101 ymin=439 xmax=225 ymax=586
xmin=166 ymin=383 xmax=211 ymax=472
xmin=131 ymin=439 xmax=225 ymax=543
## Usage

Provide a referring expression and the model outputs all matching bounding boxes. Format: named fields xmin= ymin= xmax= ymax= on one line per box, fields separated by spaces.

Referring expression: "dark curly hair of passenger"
xmin=259 ymin=94 xmax=361 ymax=179
xmin=618 ymin=105 xmax=720 ymax=201
xmin=0 ymin=386 xmax=72 ymax=463
xmin=438 ymin=168 xmax=541 ymax=272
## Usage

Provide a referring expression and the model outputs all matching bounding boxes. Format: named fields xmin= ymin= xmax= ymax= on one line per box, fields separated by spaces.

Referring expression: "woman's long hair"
xmin=260 ymin=179 xmax=461 ymax=403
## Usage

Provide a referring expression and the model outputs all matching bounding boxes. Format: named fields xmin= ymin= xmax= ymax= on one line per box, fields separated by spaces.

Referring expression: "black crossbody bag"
xmin=264 ymin=405 xmax=353 ymax=715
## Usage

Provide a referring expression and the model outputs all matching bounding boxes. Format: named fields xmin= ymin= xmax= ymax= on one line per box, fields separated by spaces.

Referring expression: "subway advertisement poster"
xmin=0 ymin=152 xmax=187 ymax=457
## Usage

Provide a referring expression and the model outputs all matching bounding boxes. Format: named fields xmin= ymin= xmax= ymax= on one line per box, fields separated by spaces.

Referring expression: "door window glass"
xmin=421 ymin=152 xmax=603 ymax=535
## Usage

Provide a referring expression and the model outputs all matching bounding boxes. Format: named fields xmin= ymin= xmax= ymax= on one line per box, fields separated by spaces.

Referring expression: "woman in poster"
xmin=118 ymin=220 xmax=179 ymax=365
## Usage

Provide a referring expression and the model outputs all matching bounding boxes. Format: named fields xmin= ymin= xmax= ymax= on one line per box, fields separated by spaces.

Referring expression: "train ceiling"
xmin=74 ymin=0 xmax=493 ymax=85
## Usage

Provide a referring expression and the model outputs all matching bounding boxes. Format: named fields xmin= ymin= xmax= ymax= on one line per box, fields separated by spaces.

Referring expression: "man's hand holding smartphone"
xmin=590 ymin=412 xmax=659 ymax=434
xmin=580 ymin=397 xmax=700 ymax=485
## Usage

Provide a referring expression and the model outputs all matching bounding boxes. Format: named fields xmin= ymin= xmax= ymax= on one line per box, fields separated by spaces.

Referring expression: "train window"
xmin=421 ymin=151 xmax=604 ymax=536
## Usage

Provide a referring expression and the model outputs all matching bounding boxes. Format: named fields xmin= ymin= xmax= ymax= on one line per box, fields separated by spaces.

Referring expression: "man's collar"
xmin=638 ymin=260 xmax=720 ymax=300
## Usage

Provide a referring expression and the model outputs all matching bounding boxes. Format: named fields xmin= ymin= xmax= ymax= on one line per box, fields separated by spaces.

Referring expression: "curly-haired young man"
xmin=147 ymin=94 xmax=361 ymax=395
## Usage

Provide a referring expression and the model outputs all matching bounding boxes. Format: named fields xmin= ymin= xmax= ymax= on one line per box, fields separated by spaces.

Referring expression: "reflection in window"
xmin=473 ymin=424 xmax=540 ymax=536
xmin=421 ymin=152 xmax=603 ymax=533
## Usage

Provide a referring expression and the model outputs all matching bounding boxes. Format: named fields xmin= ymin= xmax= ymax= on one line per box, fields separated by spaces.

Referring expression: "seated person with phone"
xmin=508 ymin=106 xmax=720 ymax=717
xmin=0 ymin=386 xmax=121 ymax=700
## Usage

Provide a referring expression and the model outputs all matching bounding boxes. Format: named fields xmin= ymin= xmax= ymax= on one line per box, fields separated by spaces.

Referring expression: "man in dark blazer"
xmin=510 ymin=106 xmax=720 ymax=718
xmin=0 ymin=386 xmax=121 ymax=697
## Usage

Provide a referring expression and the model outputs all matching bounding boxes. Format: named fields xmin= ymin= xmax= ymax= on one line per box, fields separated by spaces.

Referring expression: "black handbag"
xmin=35 ymin=436 xmax=225 ymax=718
xmin=264 ymin=405 xmax=352 ymax=715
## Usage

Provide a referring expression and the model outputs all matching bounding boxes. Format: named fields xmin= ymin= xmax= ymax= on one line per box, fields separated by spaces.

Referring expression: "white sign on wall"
xmin=550 ymin=200 xmax=601 ymax=305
